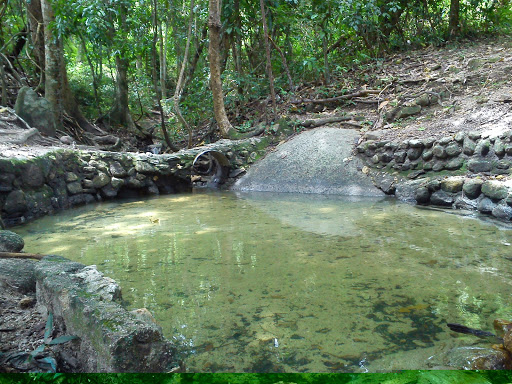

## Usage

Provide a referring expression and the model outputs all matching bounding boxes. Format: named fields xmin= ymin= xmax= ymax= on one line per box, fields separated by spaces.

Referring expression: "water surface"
xmin=17 ymin=191 xmax=512 ymax=372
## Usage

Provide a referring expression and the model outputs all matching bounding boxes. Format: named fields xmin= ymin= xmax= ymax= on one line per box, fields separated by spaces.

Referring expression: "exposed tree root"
xmin=0 ymin=252 xmax=44 ymax=260
xmin=292 ymin=89 xmax=381 ymax=105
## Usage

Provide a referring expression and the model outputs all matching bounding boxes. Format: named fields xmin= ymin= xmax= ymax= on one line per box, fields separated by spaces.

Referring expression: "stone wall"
xmin=357 ymin=130 xmax=512 ymax=175
xmin=357 ymin=131 xmax=512 ymax=222
xmin=0 ymin=137 xmax=268 ymax=227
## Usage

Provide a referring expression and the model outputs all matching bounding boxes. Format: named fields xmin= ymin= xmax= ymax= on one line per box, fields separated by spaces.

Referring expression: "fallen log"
xmin=299 ymin=116 xmax=362 ymax=129
xmin=291 ymin=89 xmax=381 ymax=105
xmin=0 ymin=252 xmax=44 ymax=260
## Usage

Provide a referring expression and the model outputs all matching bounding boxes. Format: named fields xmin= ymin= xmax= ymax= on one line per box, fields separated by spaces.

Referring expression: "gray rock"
xmin=371 ymin=154 xmax=380 ymax=164
xmin=67 ymin=181 xmax=83 ymax=195
xmin=441 ymin=177 xmax=464 ymax=193
xmin=494 ymin=138 xmax=505 ymax=157
xmin=60 ymin=135 xmax=74 ymax=145
xmin=92 ymin=172 xmax=111 ymax=189
xmin=454 ymin=195 xmax=478 ymax=210
xmin=433 ymin=145 xmax=447 ymax=159
xmin=422 ymin=138 xmax=436 ymax=148
xmin=22 ymin=164 xmax=44 ymax=187
xmin=468 ymin=159 xmax=493 ymax=173
xmin=4 ymin=190 xmax=27 ymax=214
xmin=101 ymin=185 xmax=118 ymax=198
xmin=427 ymin=179 xmax=441 ymax=191
xmin=395 ymin=180 xmax=425 ymax=202
xmin=415 ymin=187 xmax=430 ymax=204
xmin=422 ymin=150 xmax=433 ymax=161
xmin=445 ymin=142 xmax=462 ymax=157
xmin=0 ymin=230 xmax=24 ymax=252
xmin=505 ymin=145 xmax=512 ymax=156
xmin=0 ymin=173 xmax=14 ymax=192
xmin=407 ymin=147 xmax=423 ymax=161
xmin=463 ymin=137 xmax=476 ymax=155
xmin=14 ymin=87 xmax=57 ymax=136
xmin=468 ymin=131 xmax=482 ymax=141
xmin=481 ymin=180 xmax=509 ymax=200
xmin=432 ymin=161 xmax=445 ymax=172
xmin=109 ymin=161 xmax=128 ymax=178
xmin=135 ymin=161 xmax=158 ymax=174
xmin=111 ymin=177 xmax=125 ymax=189
xmin=65 ymin=172 xmax=79 ymax=182
xmin=496 ymin=160 xmax=511 ymax=170
xmin=430 ymin=190 xmax=454 ymax=206
xmin=423 ymin=161 xmax=433 ymax=171
xmin=439 ymin=137 xmax=453 ymax=145
xmin=478 ymin=197 xmax=496 ymax=213
xmin=492 ymin=204 xmax=512 ymax=221
xmin=394 ymin=150 xmax=407 ymax=163
xmin=475 ymin=139 xmax=491 ymax=156
xmin=409 ymin=139 xmax=424 ymax=148
xmin=0 ymin=259 xmax=36 ymax=294
xmin=454 ymin=132 xmax=465 ymax=142
xmin=463 ymin=179 xmax=484 ymax=199
xmin=445 ymin=158 xmax=464 ymax=170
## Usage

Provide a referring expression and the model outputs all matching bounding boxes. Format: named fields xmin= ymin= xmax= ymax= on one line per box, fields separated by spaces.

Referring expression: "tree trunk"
xmin=449 ymin=0 xmax=460 ymax=37
xmin=41 ymin=0 xmax=63 ymax=129
xmin=208 ymin=0 xmax=233 ymax=138
xmin=159 ymin=18 xmax=167 ymax=99
xmin=110 ymin=55 xmax=135 ymax=129
xmin=260 ymin=0 xmax=277 ymax=117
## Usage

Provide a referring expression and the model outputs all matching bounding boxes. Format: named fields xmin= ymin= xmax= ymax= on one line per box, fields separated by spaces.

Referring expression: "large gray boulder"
xmin=14 ymin=87 xmax=57 ymax=137
xmin=233 ymin=128 xmax=383 ymax=196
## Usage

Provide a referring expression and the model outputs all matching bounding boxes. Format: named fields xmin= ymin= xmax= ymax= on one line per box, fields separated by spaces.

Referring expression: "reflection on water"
xmin=16 ymin=191 xmax=512 ymax=372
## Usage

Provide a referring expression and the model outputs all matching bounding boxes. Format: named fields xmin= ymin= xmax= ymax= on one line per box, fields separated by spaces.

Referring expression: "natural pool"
xmin=16 ymin=191 xmax=512 ymax=372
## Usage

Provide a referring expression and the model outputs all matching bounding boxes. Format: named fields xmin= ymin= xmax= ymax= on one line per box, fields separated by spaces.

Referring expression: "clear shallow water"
xmin=16 ymin=191 xmax=512 ymax=372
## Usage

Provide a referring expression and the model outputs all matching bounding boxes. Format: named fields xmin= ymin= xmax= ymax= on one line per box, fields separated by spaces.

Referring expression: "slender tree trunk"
xmin=0 ymin=61 xmax=7 ymax=105
xmin=449 ymin=0 xmax=460 ymax=37
xmin=268 ymin=36 xmax=293 ymax=91
xmin=41 ymin=0 xmax=63 ymax=129
xmin=159 ymin=18 xmax=167 ymax=99
xmin=322 ymin=27 xmax=330 ymax=85
xmin=152 ymin=0 xmax=177 ymax=151
xmin=174 ymin=0 xmax=195 ymax=148
xmin=78 ymin=32 xmax=101 ymax=115
xmin=260 ymin=0 xmax=277 ymax=116
xmin=185 ymin=24 xmax=207 ymax=89
xmin=208 ymin=0 xmax=233 ymax=138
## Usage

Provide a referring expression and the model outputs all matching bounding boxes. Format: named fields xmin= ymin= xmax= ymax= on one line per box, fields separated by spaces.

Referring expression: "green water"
xmin=16 ymin=191 xmax=512 ymax=372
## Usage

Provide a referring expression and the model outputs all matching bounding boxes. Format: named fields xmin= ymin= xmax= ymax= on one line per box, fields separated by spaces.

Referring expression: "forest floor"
xmin=1 ymin=35 xmax=512 ymax=373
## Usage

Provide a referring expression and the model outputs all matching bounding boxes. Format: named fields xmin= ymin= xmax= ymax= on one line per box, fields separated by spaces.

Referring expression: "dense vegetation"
xmin=1 ymin=0 xmax=511 ymax=150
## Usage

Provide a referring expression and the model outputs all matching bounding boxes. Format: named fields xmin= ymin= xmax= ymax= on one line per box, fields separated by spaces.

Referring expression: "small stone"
xmin=0 ymin=230 xmax=24 ymax=252
xmin=494 ymin=138 xmax=505 ymax=157
xmin=475 ymin=139 xmax=491 ymax=156
xmin=454 ymin=132 xmax=465 ymax=142
xmin=454 ymin=195 xmax=478 ymax=210
xmin=468 ymin=131 xmax=482 ymax=140
xmin=111 ymin=177 xmax=124 ymax=189
xmin=492 ymin=204 xmax=512 ymax=221
xmin=432 ymin=145 xmax=447 ymax=159
xmin=415 ymin=187 xmax=430 ymax=204
xmin=135 ymin=161 xmax=158 ymax=174
xmin=445 ymin=158 xmax=464 ymax=170
xmin=371 ymin=155 xmax=380 ymax=164
xmin=422 ymin=150 xmax=433 ymax=161
xmin=432 ymin=161 xmax=445 ymax=172
xmin=426 ymin=179 xmax=441 ymax=191
xmin=394 ymin=151 xmax=407 ymax=163
xmin=422 ymin=138 xmax=436 ymax=148
xmin=445 ymin=142 xmax=462 ymax=157
xmin=496 ymin=160 xmax=511 ymax=170
xmin=399 ymin=105 xmax=422 ymax=118
xmin=463 ymin=179 xmax=484 ymax=199
xmin=468 ymin=159 xmax=493 ymax=173
xmin=430 ymin=190 xmax=454 ymax=206
xmin=478 ymin=197 xmax=496 ymax=213
xmin=482 ymin=180 xmax=509 ymax=200
xmin=3 ymin=190 xmax=27 ymax=214
xmin=505 ymin=145 xmax=512 ymax=156
xmin=407 ymin=147 xmax=423 ymax=161
xmin=463 ymin=137 xmax=476 ymax=155
xmin=67 ymin=181 xmax=83 ymax=195
xmin=22 ymin=164 xmax=44 ymax=188
xmin=441 ymin=177 xmax=464 ymax=193
xmin=19 ymin=296 xmax=35 ymax=309
xmin=409 ymin=139 xmax=424 ymax=148
xmin=92 ymin=172 xmax=111 ymax=189
xmin=439 ymin=136 xmax=453 ymax=146
xmin=423 ymin=161 xmax=433 ymax=171
xmin=379 ymin=153 xmax=393 ymax=164
xmin=60 ymin=135 xmax=74 ymax=145
xmin=109 ymin=161 xmax=128 ymax=177
xmin=65 ymin=172 xmax=79 ymax=182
